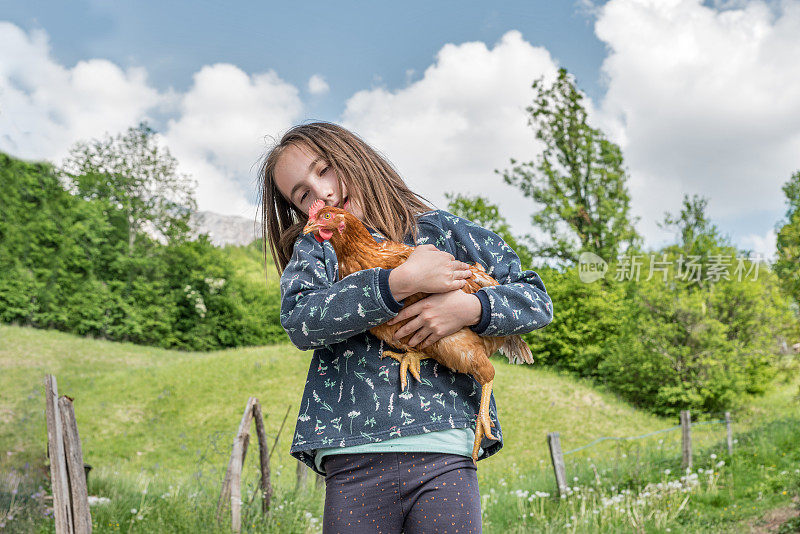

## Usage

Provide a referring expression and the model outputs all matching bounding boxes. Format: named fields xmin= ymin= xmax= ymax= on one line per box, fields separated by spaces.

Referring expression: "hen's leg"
xmin=472 ymin=380 xmax=498 ymax=464
xmin=381 ymin=350 xmax=431 ymax=391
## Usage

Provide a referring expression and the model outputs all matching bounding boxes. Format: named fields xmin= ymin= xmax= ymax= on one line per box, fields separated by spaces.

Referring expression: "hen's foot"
xmin=472 ymin=380 xmax=498 ymax=465
xmin=381 ymin=350 xmax=431 ymax=391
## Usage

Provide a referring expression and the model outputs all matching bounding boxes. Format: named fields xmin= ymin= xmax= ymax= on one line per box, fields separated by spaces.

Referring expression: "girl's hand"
xmin=386 ymin=290 xmax=482 ymax=349
xmin=388 ymin=244 xmax=472 ymax=301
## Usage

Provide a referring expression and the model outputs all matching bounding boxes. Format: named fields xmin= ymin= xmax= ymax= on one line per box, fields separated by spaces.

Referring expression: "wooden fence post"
xmin=251 ymin=401 xmax=273 ymax=514
xmin=44 ymin=375 xmax=74 ymax=534
xmin=547 ymin=432 xmax=567 ymax=496
xmin=58 ymin=396 xmax=92 ymax=533
xmin=681 ymin=410 xmax=692 ymax=470
xmin=217 ymin=397 xmax=274 ymax=533
xmin=725 ymin=412 xmax=733 ymax=456
xmin=296 ymin=461 xmax=309 ymax=492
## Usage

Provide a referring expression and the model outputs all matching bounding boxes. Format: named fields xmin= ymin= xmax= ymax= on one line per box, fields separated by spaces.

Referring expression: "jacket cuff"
xmin=469 ymin=290 xmax=491 ymax=335
xmin=378 ymin=268 xmax=404 ymax=313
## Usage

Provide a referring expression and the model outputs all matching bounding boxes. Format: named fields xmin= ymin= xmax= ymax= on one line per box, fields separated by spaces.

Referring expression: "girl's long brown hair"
xmin=257 ymin=122 xmax=434 ymax=277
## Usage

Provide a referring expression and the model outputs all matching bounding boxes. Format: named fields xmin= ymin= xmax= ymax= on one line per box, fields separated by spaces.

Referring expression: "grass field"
xmin=1 ymin=323 xmax=799 ymax=532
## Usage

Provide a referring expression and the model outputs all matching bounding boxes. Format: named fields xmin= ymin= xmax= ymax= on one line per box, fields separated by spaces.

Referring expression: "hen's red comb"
xmin=308 ymin=199 xmax=325 ymax=221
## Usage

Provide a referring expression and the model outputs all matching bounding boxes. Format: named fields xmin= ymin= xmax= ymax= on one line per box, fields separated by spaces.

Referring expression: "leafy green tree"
xmin=444 ymin=192 xmax=534 ymax=268
xmin=498 ymin=68 xmax=642 ymax=267
xmin=656 ymin=193 xmax=736 ymax=291
xmin=1 ymin=150 xmax=287 ymax=350
xmin=523 ymin=264 xmax=627 ymax=376
xmin=598 ymin=250 xmax=793 ymax=416
xmin=775 ymin=170 xmax=800 ymax=313
xmin=60 ymin=122 xmax=197 ymax=251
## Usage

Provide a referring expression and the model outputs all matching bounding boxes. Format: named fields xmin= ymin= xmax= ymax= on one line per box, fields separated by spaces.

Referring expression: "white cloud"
xmin=0 ymin=22 xmax=304 ymax=219
xmin=163 ymin=63 xmax=304 ymax=217
xmin=307 ymin=74 xmax=329 ymax=95
xmin=594 ymin=0 xmax=800 ymax=249
xmin=341 ymin=30 xmax=560 ymax=240
xmin=739 ymin=227 xmax=777 ymax=262
xmin=0 ymin=21 xmax=162 ymax=162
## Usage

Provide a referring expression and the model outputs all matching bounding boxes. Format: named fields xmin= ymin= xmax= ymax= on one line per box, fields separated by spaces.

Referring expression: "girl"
xmin=258 ymin=122 xmax=553 ymax=533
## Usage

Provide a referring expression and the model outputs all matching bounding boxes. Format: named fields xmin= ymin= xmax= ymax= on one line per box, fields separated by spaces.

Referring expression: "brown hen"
xmin=302 ymin=200 xmax=534 ymax=463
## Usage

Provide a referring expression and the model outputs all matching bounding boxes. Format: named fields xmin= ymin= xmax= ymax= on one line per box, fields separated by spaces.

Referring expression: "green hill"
xmin=2 ymin=324 xmax=799 ymax=533
xmin=1 ymin=322 xmax=673 ymax=483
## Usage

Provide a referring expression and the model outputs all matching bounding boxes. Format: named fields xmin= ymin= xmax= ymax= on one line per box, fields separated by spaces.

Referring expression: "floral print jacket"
xmin=280 ymin=209 xmax=554 ymax=475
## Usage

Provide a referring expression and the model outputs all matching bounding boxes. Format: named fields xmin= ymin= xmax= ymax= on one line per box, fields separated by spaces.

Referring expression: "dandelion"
xmin=716 ymin=460 xmax=725 ymax=468
xmin=131 ymin=508 xmax=137 ymax=514
xmin=87 ymin=496 xmax=110 ymax=506
xmin=664 ymin=468 xmax=671 ymax=475
xmin=710 ymin=453 xmax=717 ymax=460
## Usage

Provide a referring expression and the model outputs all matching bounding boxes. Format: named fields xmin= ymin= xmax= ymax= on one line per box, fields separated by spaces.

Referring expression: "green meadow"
xmin=1 ymin=323 xmax=799 ymax=532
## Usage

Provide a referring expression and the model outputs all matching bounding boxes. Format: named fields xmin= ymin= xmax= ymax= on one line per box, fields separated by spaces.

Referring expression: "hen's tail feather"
xmin=498 ymin=335 xmax=534 ymax=365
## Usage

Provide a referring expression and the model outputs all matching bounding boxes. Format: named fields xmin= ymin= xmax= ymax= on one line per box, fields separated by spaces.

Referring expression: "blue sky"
xmin=1 ymin=0 xmax=798 ymax=261
xmin=0 ymin=1 xmax=607 ymax=122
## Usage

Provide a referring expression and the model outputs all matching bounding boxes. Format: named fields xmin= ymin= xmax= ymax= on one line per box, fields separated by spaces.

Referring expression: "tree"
xmin=499 ymin=68 xmax=642 ymax=267
xmin=444 ymin=192 xmax=534 ymax=268
xmin=774 ymin=170 xmax=800 ymax=312
xmin=60 ymin=122 xmax=197 ymax=252
xmin=656 ymin=193 xmax=735 ymax=290
xmin=657 ymin=194 xmax=730 ymax=252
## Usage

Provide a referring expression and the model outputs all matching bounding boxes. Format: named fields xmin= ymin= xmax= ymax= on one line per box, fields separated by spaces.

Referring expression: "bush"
xmin=0 ymin=152 xmax=288 ymax=351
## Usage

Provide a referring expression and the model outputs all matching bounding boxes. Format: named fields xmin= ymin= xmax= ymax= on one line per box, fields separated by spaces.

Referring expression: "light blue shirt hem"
xmin=314 ymin=427 xmax=484 ymax=474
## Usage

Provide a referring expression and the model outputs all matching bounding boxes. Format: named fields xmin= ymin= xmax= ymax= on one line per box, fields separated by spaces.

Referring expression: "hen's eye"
xmin=322 ymin=213 xmax=331 ymax=219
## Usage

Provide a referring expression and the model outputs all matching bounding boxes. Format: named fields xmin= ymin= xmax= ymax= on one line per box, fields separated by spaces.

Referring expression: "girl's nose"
xmin=321 ymin=188 xmax=336 ymax=205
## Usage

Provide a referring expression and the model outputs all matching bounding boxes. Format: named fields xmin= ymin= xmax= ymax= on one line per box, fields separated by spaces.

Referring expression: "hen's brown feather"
xmin=303 ymin=206 xmax=533 ymax=378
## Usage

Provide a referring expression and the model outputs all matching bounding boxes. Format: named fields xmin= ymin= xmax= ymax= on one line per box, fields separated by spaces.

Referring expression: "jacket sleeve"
xmin=279 ymin=232 xmax=404 ymax=351
xmin=433 ymin=210 xmax=554 ymax=337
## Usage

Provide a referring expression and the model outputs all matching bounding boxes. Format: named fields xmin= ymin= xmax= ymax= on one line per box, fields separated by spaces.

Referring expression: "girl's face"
xmin=274 ymin=143 xmax=363 ymax=220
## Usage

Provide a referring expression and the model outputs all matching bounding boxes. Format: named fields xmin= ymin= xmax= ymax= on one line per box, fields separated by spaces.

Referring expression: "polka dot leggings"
xmin=322 ymin=452 xmax=481 ymax=534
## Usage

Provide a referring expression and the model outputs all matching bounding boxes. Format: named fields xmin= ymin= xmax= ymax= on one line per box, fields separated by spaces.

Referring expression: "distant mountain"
xmin=189 ymin=210 xmax=263 ymax=247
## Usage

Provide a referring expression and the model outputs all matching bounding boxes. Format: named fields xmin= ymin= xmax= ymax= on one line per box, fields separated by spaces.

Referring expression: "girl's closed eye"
xmin=297 ymin=166 xmax=329 ymax=206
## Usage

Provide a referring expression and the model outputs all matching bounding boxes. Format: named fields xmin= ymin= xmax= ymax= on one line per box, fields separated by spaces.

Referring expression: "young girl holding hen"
xmin=258 ymin=121 xmax=553 ymax=533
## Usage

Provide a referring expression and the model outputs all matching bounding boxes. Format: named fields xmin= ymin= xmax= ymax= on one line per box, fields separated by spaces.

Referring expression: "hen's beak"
xmin=302 ymin=221 xmax=318 ymax=235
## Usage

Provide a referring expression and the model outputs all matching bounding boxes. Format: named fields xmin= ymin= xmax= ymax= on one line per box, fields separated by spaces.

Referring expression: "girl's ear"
xmin=338 ymin=219 xmax=346 ymax=235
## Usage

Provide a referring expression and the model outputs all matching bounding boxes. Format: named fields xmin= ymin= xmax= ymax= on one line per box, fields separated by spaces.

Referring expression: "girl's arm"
xmin=432 ymin=210 xmax=554 ymax=337
xmin=279 ymin=232 xmax=402 ymax=351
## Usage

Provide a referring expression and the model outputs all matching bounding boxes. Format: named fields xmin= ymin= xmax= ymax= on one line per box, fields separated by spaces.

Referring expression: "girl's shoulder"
xmin=416 ymin=209 xmax=480 ymax=231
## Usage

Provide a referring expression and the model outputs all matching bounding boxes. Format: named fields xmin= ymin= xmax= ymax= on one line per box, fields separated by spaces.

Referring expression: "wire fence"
xmin=545 ymin=411 xmax=749 ymax=495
